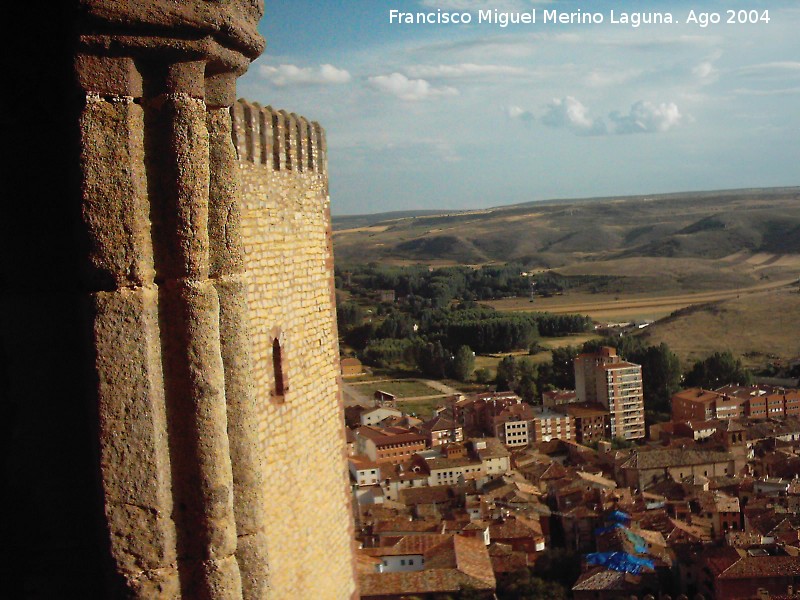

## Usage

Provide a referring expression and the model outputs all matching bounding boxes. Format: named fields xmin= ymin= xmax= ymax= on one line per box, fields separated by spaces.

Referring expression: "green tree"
xmin=550 ymin=346 xmax=580 ymax=390
xmin=531 ymin=548 xmax=583 ymax=591
xmin=611 ymin=436 xmax=635 ymax=449
xmin=336 ymin=300 xmax=364 ymax=330
xmin=376 ymin=311 xmax=415 ymax=339
xmin=343 ymin=322 xmax=375 ymax=351
xmin=496 ymin=356 xmax=518 ymax=391
xmin=451 ymin=345 xmax=476 ymax=382
xmin=517 ymin=358 xmax=539 ymax=404
xmin=630 ymin=342 xmax=682 ymax=414
xmin=496 ymin=569 xmax=567 ymax=600
xmin=474 ymin=367 xmax=493 ymax=384
xmin=518 ymin=377 xmax=538 ymax=404
xmin=416 ymin=341 xmax=451 ymax=379
xmin=685 ymin=350 xmax=753 ymax=389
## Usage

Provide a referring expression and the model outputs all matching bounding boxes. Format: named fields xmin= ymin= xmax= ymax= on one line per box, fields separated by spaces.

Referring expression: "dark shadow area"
xmin=1 ymin=4 xmax=113 ymax=598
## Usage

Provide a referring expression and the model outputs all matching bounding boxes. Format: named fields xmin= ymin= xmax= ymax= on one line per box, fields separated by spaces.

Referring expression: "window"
xmin=400 ymin=559 xmax=406 ymax=566
xmin=272 ymin=338 xmax=286 ymax=399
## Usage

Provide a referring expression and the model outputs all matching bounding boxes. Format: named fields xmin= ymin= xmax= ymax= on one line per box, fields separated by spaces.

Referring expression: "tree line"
xmin=335 ymin=263 xmax=616 ymax=306
xmin=492 ymin=336 xmax=752 ymax=423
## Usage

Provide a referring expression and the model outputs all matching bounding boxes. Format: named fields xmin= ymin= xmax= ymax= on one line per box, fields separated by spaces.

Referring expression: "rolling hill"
xmin=333 ymin=187 xmax=800 ymax=266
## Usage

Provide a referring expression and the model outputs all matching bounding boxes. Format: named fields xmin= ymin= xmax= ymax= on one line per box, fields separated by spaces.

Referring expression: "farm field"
xmin=334 ymin=188 xmax=800 ymax=267
xmin=334 ymin=189 xmax=800 ymax=372
xmin=484 ymin=277 xmax=797 ymax=323
xmin=636 ymin=287 xmax=800 ymax=369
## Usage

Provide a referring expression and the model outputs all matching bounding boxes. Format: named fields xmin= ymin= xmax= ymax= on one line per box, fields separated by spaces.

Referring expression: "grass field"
xmin=637 ymin=288 xmax=800 ymax=369
xmin=348 ymin=379 xmax=442 ymax=399
xmin=333 ymin=189 xmax=800 ymax=266
xmin=335 ymin=190 xmax=800 ymax=374
xmin=396 ymin=398 xmax=445 ymax=419
xmin=484 ymin=277 xmax=797 ymax=323
xmin=473 ymin=333 xmax=603 ymax=378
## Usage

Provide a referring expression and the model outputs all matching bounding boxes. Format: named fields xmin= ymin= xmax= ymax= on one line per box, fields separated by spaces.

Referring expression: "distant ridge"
xmin=332 ymin=186 xmax=800 ymax=266
xmin=332 ymin=209 xmax=455 ymax=230
xmin=333 ymin=186 xmax=800 ymax=231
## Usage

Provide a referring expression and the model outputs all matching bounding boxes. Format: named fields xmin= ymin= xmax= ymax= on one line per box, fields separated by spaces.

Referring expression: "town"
xmin=347 ymin=346 xmax=800 ymax=599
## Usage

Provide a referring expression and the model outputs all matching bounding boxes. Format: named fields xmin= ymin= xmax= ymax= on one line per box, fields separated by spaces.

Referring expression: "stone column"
xmin=207 ymin=84 xmax=270 ymax=600
xmin=74 ymin=2 xmax=266 ymax=598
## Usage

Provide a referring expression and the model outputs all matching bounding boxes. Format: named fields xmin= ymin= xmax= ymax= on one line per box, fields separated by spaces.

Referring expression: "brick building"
xmin=357 ymin=426 xmax=428 ymax=465
xmin=491 ymin=403 xmax=535 ymax=447
xmin=671 ymin=388 xmax=745 ymax=421
xmin=671 ymin=385 xmax=800 ymax=422
xmin=556 ymin=402 xmax=610 ymax=445
xmin=453 ymin=392 xmax=522 ymax=435
xmin=415 ymin=415 xmax=464 ymax=447
xmin=530 ymin=408 xmax=575 ymax=444
xmin=542 ymin=388 xmax=578 ymax=408
xmin=575 ymin=348 xmax=645 ymax=440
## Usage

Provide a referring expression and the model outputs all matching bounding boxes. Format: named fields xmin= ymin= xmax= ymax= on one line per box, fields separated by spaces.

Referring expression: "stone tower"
xmin=2 ymin=2 xmax=356 ymax=598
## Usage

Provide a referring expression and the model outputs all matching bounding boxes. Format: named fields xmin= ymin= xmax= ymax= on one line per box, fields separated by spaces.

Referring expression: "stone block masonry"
xmin=231 ymin=99 xmax=357 ymax=598
xmin=2 ymin=2 xmax=356 ymax=599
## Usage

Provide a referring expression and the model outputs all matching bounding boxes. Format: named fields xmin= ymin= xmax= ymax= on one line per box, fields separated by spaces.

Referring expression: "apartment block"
xmin=575 ymin=347 xmax=645 ymax=440
xmin=530 ymin=408 xmax=575 ymax=443
xmin=672 ymin=389 xmax=745 ymax=422
xmin=556 ymin=402 xmax=610 ymax=445
xmin=672 ymin=385 xmax=800 ymax=422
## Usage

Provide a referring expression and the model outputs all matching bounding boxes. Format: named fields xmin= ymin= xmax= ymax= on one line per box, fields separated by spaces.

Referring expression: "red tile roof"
xmin=718 ymin=555 xmax=800 ymax=579
xmin=359 ymin=535 xmax=495 ymax=597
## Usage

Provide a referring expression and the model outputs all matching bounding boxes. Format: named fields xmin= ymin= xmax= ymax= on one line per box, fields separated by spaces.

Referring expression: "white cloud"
xmin=738 ymin=61 xmax=800 ymax=73
xmin=259 ymin=63 xmax=351 ymax=86
xmin=416 ymin=33 xmax=545 ymax=59
xmin=506 ymin=105 xmax=534 ymax=121
xmin=405 ymin=63 xmax=526 ymax=79
xmin=368 ymin=73 xmax=458 ymax=101
xmin=609 ymin=101 xmax=683 ymax=134
xmin=542 ymin=96 xmax=606 ymax=134
xmin=692 ymin=50 xmax=722 ymax=84
xmin=692 ymin=61 xmax=716 ymax=80
xmin=735 ymin=62 xmax=800 ymax=81
xmin=542 ymin=98 xmax=683 ymax=135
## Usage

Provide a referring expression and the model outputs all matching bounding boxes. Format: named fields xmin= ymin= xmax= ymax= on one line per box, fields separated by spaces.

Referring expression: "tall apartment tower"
xmin=575 ymin=347 xmax=645 ymax=440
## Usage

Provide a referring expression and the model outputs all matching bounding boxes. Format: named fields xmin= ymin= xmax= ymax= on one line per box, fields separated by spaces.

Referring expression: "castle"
xmin=3 ymin=2 xmax=356 ymax=598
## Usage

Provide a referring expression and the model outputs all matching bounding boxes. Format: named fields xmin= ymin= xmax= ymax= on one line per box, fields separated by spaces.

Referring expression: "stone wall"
xmin=231 ymin=100 xmax=357 ymax=598
xmin=2 ymin=2 xmax=356 ymax=598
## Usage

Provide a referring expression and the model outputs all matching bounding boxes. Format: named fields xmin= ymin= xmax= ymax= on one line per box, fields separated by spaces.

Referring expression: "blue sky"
xmin=238 ymin=1 xmax=800 ymax=215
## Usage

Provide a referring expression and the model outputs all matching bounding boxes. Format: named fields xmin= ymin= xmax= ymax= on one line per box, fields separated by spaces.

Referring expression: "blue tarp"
xmin=608 ymin=510 xmax=631 ymax=523
xmin=594 ymin=522 xmax=624 ymax=536
xmin=622 ymin=528 xmax=648 ymax=554
xmin=593 ymin=523 xmax=649 ymax=554
xmin=585 ymin=551 xmax=654 ymax=575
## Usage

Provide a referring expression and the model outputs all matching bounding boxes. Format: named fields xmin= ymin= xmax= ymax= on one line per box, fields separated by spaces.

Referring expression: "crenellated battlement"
xmin=231 ymin=99 xmax=327 ymax=175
